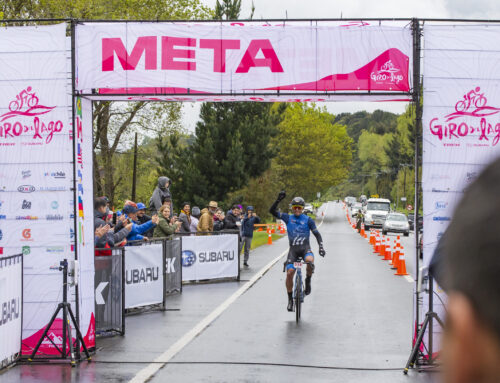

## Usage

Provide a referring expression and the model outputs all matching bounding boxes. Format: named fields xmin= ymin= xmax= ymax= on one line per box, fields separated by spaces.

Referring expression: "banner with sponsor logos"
xmin=75 ymin=21 xmax=412 ymax=101
xmin=0 ymin=254 xmax=23 ymax=369
xmin=181 ymin=234 xmax=238 ymax=282
xmin=0 ymin=23 xmax=80 ymax=355
xmin=165 ymin=238 xmax=182 ymax=293
xmin=125 ymin=244 xmax=164 ymax=309
xmin=422 ymin=24 xmax=500 ymax=352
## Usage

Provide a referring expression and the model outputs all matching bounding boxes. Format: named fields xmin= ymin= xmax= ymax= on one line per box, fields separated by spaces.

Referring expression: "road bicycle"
xmin=455 ymin=86 xmax=487 ymax=113
xmin=284 ymin=257 xmax=314 ymax=323
xmin=9 ymin=86 xmax=39 ymax=112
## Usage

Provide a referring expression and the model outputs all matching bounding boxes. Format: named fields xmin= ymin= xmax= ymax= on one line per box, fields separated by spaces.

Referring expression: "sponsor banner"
xmin=421 ymin=24 xmax=500 ymax=354
xmin=125 ymin=244 xmax=164 ymax=309
xmin=76 ymin=22 xmax=412 ymax=96
xmin=181 ymin=234 xmax=238 ymax=281
xmin=0 ymin=255 xmax=22 ymax=368
xmin=165 ymin=238 xmax=182 ymax=293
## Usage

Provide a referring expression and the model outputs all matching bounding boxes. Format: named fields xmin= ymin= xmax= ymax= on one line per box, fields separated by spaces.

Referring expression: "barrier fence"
xmin=94 ymin=233 xmax=239 ymax=336
xmin=0 ymin=254 xmax=23 ymax=369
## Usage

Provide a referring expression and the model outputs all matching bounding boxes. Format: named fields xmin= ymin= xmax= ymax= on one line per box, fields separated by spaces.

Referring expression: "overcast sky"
xmin=180 ymin=0 xmax=499 ymax=133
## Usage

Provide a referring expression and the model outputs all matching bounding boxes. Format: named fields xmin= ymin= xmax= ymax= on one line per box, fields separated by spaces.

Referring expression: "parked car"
xmin=408 ymin=214 xmax=423 ymax=231
xmin=344 ymin=196 xmax=356 ymax=207
xmin=364 ymin=198 xmax=391 ymax=230
xmin=351 ymin=202 xmax=363 ymax=217
xmin=382 ymin=213 xmax=410 ymax=236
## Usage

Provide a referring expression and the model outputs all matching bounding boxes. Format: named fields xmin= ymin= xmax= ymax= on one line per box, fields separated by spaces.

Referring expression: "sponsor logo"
xmin=0 ymin=215 xmax=6 ymax=220
xmin=22 ymin=246 xmax=30 ymax=255
xmin=51 ymin=201 xmax=59 ymax=209
xmin=0 ymin=230 xmax=2 ymax=240
xmin=18 ymin=185 xmax=35 ymax=193
xmin=166 ymin=257 xmax=176 ymax=273
xmin=70 ymin=228 xmax=75 ymax=239
xmin=435 ymin=201 xmax=448 ymax=210
xmin=15 ymin=215 xmax=38 ymax=220
xmin=22 ymin=200 xmax=31 ymax=209
xmin=429 ymin=87 xmax=500 ymax=147
xmin=102 ymin=36 xmax=284 ymax=74
xmin=181 ymin=250 xmax=196 ymax=267
xmin=44 ymin=171 xmax=66 ymax=179
xmin=0 ymin=87 xmax=63 ymax=145
xmin=41 ymin=332 xmax=63 ymax=346
xmin=433 ymin=216 xmax=451 ymax=221
xmin=198 ymin=250 xmax=235 ymax=263
xmin=39 ymin=186 xmax=66 ymax=191
xmin=370 ymin=60 xmax=403 ymax=84
xmin=0 ymin=298 xmax=21 ymax=326
xmin=46 ymin=214 xmax=63 ymax=221
xmin=21 ymin=229 xmax=32 ymax=241
xmin=125 ymin=267 xmax=159 ymax=284
xmin=22 ymin=170 xmax=31 ymax=178
xmin=46 ymin=246 xmax=64 ymax=253
xmin=432 ymin=188 xmax=450 ymax=193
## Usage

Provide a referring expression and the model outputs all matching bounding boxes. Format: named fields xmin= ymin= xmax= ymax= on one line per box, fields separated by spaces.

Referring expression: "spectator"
xmin=435 ymin=158 xmax=500 ymax=383
xmin=198 ymin=201 xmax=217 ymax=234
xmin=149 ymin=176 xmax=173 ymax=214
xmin=241 ymin=206 xmax=260 ymax=267
xmin=190 ymin=206 xmax=201 ymax=233
xmin=136 ymin=202 xmax=154 ymax=237
xmin=122 ymin=204 xmax=159 ymax=243
xmin=178 ymin=202 xmax=192 ymax=233
xmin=223 ymin=204 xmax=241 ymax=231
xmin=94 ymin=197 xmax=108 ymax=228
xmin=154 ymin=204 xmax=180 ymax=237
xmin=213 ymin=208 xmax=225 ymax=231
xmin=95 ymin=222 xmax=132 ymax=252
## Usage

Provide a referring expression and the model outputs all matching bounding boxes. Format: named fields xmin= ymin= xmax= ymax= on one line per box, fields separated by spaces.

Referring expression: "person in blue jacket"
xmin=122 ymin=205 xmax=159 ymax=244
xmin=241 ymin=206 xmax=260 ymax=267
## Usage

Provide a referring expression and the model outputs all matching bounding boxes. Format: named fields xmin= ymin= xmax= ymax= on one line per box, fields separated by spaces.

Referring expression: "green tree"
xmin=275 ymin=104 xmax=352 ymax=200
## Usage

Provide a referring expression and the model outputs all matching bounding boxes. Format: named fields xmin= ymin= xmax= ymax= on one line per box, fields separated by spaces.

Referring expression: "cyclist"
xmin=270 ymin=191 xmax=326 ymax=311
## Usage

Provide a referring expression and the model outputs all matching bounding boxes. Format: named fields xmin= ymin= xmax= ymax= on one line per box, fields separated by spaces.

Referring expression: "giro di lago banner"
xmin=422 ymin=24 xmax=500 ymax=352
xmin=0 ymin=24 xmax=94 ymax=355
xmin=75 ymin=21 xmax=412 ymax=102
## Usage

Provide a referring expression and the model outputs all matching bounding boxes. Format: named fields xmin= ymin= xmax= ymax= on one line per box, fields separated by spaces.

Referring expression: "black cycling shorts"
xmin=286 ymin=245 xmax=314 ymax=270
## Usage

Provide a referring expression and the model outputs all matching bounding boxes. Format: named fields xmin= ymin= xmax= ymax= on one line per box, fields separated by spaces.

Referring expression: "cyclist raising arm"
xmin=270 ymin=191 xmax=326 ymax=312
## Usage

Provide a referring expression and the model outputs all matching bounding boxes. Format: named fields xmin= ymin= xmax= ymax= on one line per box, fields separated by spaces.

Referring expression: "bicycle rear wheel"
xmin=295 ymin=282 xmax=301 ymax=323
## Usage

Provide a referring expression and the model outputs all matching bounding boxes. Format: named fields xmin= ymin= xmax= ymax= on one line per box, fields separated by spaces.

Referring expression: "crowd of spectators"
xmin=94 ymin=177 xmax=261 ymax=259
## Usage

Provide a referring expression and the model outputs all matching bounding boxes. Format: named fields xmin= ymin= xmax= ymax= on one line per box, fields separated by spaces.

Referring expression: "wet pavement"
xmin=0 ymin=202 xmax=434 ymax=383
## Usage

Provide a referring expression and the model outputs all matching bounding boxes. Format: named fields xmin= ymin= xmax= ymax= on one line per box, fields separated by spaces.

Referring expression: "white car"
xmin=382 ymin=213 xmax=410 ymax=236
xmin=304 ymin=203 xmax=314 ymax=214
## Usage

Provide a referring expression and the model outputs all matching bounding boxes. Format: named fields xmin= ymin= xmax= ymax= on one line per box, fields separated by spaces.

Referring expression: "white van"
xmin=364 ymin=198 xmax=391 ymax=230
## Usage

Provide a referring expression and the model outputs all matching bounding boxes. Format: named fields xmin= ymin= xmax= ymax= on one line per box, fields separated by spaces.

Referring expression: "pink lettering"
xmin=3 ymin=123 xmax=13 ymax=138
xmin=161 ymin=37 xmax=196 ymax=71
xmin=102 ymin=37 xmax=157 ymax=71
xmin=429 ymin=118 xmax=443 ymax=140
xmin=236 ymin=39 xmax=284 ymax=73
xmin=77 ymin=117 xmax=82 ymax=140
xmin=46 ymin=120 xmax=63 ymax=144
xmin=33 ymin=117 xmax=42 ymax=139
xmin=494 ymin=123 xmax=500 ymax=146
xmin=199 ymin=39 xmax=240 ymax=73
xmin=448 ymin=123 xmax=458 ymax=138
xmin=458 ymin=122 xmax=468 ymax=137
xmin=479 ymin=118 xmax=489 ymax=141
xmin=13 ymin=122 xmax=22 ymax=136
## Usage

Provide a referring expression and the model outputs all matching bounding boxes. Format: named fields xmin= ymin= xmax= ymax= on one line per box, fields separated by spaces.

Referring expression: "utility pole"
xmin=131 ymin=132 xmax=138 ymax=201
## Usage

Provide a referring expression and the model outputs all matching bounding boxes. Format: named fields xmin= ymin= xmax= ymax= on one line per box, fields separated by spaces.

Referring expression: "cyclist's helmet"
xmin=291 ymin=197 xmax=305 ymax=207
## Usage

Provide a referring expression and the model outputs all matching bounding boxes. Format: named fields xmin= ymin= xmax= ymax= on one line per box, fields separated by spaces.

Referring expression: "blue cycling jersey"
xmin=276 ymin=212 xmax=318 ymax=247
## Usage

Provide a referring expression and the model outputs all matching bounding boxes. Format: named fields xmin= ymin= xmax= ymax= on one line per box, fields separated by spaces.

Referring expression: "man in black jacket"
xmin=223 ymin=205 xmax=241 ymax=231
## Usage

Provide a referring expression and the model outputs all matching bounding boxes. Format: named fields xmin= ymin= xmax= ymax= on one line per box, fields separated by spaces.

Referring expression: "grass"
xmin=250 ymin=230 xmax=285 ymax=250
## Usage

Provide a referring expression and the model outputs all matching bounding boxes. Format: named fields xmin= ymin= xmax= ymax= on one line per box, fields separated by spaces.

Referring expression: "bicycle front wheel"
xmin=295 ymin=284 xmax=301 ymax=323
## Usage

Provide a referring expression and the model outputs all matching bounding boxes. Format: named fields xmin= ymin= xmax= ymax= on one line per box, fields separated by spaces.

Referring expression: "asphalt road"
xmin=0 ymin=202 xmax=434 ymax=383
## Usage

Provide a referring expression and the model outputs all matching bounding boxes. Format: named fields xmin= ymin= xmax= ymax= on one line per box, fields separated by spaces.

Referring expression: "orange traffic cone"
xmin=395 ymin=246 xmax=409 ymax=276
xmin=391 ymin=237 xmax=402 ymax=269
xmin=271 ymin=225 xmax=276 ymax=234
xmin=369 ymin=230 xmax=375 ymax=245
xmin=379 ymin=236 xmax=386 ymax=256
xmin=374 ymin=234 xmax=381 ymax=254
xmin=267 ymin=228 xmax=273 ymax=245
xmin=279 ymin=224 xmax=286 ymax=234
xmin=360 ymin=223 xmax=365 ymax=238
xmin=383 ymin=238 xmax=392 ymax=260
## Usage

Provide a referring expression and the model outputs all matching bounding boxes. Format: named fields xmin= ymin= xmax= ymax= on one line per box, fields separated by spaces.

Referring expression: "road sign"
xmin=407 ymin=205 xmax=413 ymax=211
xmin=401 ymin=197 xmax=407 ymax=202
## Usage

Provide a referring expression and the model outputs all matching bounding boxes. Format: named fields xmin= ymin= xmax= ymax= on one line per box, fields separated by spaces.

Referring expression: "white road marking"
xmin=404 ymin=275 xmax=415 ymax=283
xmin=129 ymin=203 xmax=330 ymax=383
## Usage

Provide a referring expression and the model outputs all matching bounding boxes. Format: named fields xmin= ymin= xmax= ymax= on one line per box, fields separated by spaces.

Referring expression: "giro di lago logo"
xmin=429 ymin=87 xmax=500 ymax=147
xmin=0 ymin=86 xmax=63 ymax=145
xmin=370 ymin=60 xmax=404 ymax=85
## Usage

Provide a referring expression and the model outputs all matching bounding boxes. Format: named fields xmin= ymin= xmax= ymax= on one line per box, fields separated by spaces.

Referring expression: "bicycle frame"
xmin=284 ymin=258 xmax=314 ymax=322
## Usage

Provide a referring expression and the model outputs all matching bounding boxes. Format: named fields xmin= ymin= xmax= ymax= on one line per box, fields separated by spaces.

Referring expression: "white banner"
xmin=125 ymin=244 xmax=164 ymax=309
xmin=422 ymin=23 xmax=500 ymax=352
xmin=0 ymin=23 xmax=78 ymax=356
xmin=181 ymin=234 xmax=238 ymax=281
xmin=75 ymin=21 xmax=412 ymax=98
xmin=0 ymin=255 xmax=22 ymax=367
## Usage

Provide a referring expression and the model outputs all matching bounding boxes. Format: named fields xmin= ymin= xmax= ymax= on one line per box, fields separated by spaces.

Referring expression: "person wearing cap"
xmin=241 ymin=206 xmax=260 ymax=267
xmin=136 ymin=202 xmax=154 ymax=237
xmin=197 ymin=201 xmax=217 ymax=234
xmin=178 ymin=202 xmax=192 ymax=233
xmin=122 ymin=204 xmax=159 ymax=243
